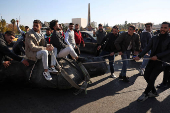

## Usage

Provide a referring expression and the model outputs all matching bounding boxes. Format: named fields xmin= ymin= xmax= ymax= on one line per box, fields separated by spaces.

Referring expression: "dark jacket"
xmin=114 ymin=32 xmax=141 ymax=52
xmin=100 ymin=33 xmax=119 ymax=53
xmin=0 ymin=34 xmax=22 ymax=66
xmin=139 ymin=34 xmax=170 ymax=64
xmin=96 ymin=30 xmax=107 ymax=44
xmin=13 ymin=38 xmax=25 ymax=55
xmin=51 ymin=30 xmax=67 ymax=51
xmin=141 ymin=30 xmax=152 ymax=49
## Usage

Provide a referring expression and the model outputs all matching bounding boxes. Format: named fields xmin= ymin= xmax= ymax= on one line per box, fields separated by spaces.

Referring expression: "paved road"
xmin=0 ymin=53 xmax=170 ymax=113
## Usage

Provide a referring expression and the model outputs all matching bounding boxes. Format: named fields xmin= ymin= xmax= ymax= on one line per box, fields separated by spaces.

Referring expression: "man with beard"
xmin=59 ymin=24 xmax=65 ymax=38
xmin=50 ymin=20 xmax=79 ymax=60
xmin=97 ymin=26 xmax=119 ymax=78
xmin=25 ymin=20 xmax=59 ymax=81
xmin=96 ymin=24 xmax=107 ymax=56
xmin=134 ymin=22 xmax=170 ymax=102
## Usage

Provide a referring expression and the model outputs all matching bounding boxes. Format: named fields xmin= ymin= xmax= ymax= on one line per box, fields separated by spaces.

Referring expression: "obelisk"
xmin=87 ymin=3 xmax=91 ymax=26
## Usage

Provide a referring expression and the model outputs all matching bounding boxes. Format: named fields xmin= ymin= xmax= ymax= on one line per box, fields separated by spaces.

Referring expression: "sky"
xmin=0 ymin=0 xmax=170 ymax=28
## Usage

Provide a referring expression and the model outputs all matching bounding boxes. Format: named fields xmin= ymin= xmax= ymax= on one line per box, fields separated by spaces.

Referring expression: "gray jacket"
xmin=96 ymin=30 xmax=107 ymax=44
xmin=65 ymin=29 xmax=76 ymax=48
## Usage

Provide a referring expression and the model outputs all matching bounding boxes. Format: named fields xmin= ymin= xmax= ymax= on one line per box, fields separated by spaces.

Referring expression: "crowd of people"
xmin=0 ymin=19 xmax=170 ymax=102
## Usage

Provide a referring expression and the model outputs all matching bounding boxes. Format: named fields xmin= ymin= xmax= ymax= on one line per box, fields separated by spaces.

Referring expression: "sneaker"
xmin=139 ymin=68 xmax=145 ymax=76
xmin=122 ymin=76 xmax=129 ymax=82
xmin=137 ymin=93 xmax=148 ymax=102
xmin=49 ymin=67 xmax=58 ymax=73
xmin=110 ymin=73 xmax=116 ymax=78
xmin=43 ymin=71 xmax=52 ymax=81
xmin=56 ymin=65 xmax=62 ymax=72
xmin=156 ymin=83 xmax=167 ymax=89
xmin=148 ymin=92 xmax=159 ymax=97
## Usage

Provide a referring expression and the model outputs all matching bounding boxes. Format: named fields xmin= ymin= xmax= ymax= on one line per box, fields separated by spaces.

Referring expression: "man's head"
xmin=4 ymin=31 xmax=15 ymax=44
xmin=160 ymin=22 xmax=170 ymax=34
xmin=69 ymin=23 xmax=74 ymax=30
xmin=98 ymin=24 xmax=103 ymax=31
xmin=59 ymin=24 xmax=63 ymax=30
xmin=145 ymin=22 xmax=152 ymax=32
xmin=128 ymin=25 xmax=135 ymax=36
xmin=46 ymin=28 xmax=51 ymax=35
xmin=112 ymin=26 xmax=119 ymax=36
xmin=33 ymin=20 xmax=42 ymax=32
xmin=25 ymin=26 xmax=29 ymax=32
xmin=75 ymin=24 xmax=79 ymax=30
xmin=50 ymin=20 xmax=60 ymax=31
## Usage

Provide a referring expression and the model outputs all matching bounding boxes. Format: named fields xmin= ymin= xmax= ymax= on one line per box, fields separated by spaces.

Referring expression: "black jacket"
xmin=139 ymin=34 xmax=170 ymax=64
xmin=0 ymin=34 xmax=22 ymax=66
xmin=13 ymin=38 xmax=25 ymax=55
xmin=50 ymin=30 xmax=67 ymax=51
xmin=100 ymin=33 xmax=119 ymax=53
xmin=141 ymin=31 xmax=152 ymax=49
xmin=114 ymin=32 xmax=141 ymax=52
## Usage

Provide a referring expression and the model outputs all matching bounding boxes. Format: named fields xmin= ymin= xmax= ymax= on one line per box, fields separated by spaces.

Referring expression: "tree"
xmin=10 ymin=19 xmax=16 ymax=31
xmin=124 ymin=21 xmax=127 ymax=30
xmin=0 ymin=19 xmax=7 ymax=33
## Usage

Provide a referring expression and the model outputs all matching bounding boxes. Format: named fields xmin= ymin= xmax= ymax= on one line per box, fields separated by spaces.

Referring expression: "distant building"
xmin=72 ymin=18 xmax=87 ymax=28
xmin=131 ymin=22 xmax=145 ymax=29
xmin=152 ymin=24 xmax=161 ymax=30
xmin=91 ymin=21 xmax=97 ymax=28
xmin=63 ymin=23 xmax=70 ymax=27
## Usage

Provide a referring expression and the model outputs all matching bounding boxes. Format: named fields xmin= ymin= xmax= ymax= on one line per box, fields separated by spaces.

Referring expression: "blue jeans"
xmin=121 ymin=50 xmax=131 ymax=76
xmin=140 ymin=50 xmax=151 ymax=69
xmin=100 ymin=50 xmax=115 ymax=73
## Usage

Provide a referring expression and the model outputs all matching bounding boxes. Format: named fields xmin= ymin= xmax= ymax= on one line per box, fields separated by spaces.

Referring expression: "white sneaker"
xmin=110 ymin=73 xmax=116 ymax=78
xmin=137 ymin=93 xmax=148 ymax=102
xmin=49 ymin=67 xmax=58 ymax=73
xmin=139 ymin=68 xmax=145 ymax=75
xmin=43 ymin=71 xmax=52 ymax=81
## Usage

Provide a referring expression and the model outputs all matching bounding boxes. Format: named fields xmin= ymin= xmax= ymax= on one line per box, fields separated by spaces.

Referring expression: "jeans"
xmin=140 ymin=50 xmax=151 ymax=69
xmin=100 ymin=50 xmax=115 ymax=73
xmin=121 ymin=50 xmax=131 ymax=76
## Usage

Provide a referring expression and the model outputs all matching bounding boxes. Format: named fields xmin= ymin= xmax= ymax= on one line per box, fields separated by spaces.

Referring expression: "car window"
xmin=81 ymin=32 xmax=92 ymax=42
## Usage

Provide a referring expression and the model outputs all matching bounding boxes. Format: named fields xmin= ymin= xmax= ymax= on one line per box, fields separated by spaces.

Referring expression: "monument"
xmin=86 ymin=3 xmax=93 ymax=31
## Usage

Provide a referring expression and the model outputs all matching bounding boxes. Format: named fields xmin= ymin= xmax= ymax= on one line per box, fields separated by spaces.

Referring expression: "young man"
xmin=134 ymin=22 xmax=170 ymax=102
xmin=44 ymin=28 xmax=52 ymax=44
xmin=16 ymin=20 xmax=29 ymax=35
xmin=59 ymin=24 xmax=65 ymax=38
xmin=49 ymin=20 xmax=79 ymax=60
xmin=25 ymin=20 xmax=59 ymax=81
xmin=96 ymin=24 xmax=107 ymax=56
xmin=74 ymin=24 xmax=85 ymax=56
xmin=97 ymin=26 xmax=119 ymax=78
xmin=139 ymin=23 xmax=153 ymax=75
xmin=114 ymin=25 xmax=140 ymax=82
xmin=0 ymin=31 xmax=29 ymax=68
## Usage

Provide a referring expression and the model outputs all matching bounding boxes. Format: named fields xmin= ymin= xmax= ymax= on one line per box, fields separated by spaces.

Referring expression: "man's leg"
xmin=58 ymin=47 xmax=78 ymax=59
xmin=108 ymin=54 xmax=116 ymax=78
xmin=140 ymin=51 xmax=151 ymax=75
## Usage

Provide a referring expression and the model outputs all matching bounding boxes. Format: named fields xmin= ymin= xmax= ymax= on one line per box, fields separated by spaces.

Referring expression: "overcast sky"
xmin=0 ymin=0 xmax=170 ymax=28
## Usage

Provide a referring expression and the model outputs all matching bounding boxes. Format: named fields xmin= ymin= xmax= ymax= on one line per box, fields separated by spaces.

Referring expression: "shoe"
xmin=156 ymin=83 xmax=167 ymax=89
xmin=122 ymin=76 xmax=129 ymax=82
xmin=43 ymin=71 xmax=52 ymax=81
xmin=148 ymin=92 xmax=159 ymax=97
xmin=49 ymin=67 xmax=58 ymax=73
xmin=137 ymin=93 xmax=148 ymax=102
xmin=56 ymin=65 xmax=62 ymax=72
xmin=139 ymin=68 xmax=145 ymax=75
xmin=110 ymin=73 xmax=116 ymax=78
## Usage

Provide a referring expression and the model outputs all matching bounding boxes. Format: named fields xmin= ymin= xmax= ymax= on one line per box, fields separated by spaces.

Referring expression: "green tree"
xmin=10 ymin=19 xmax=16 ymax=31
xmin=0 ymin=19 xmax=7 ymax=33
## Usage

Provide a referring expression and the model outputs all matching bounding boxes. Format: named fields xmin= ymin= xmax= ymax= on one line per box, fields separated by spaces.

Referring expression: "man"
xmin=96 ymin=24 xmax=107 ymax=56
xmin=74 ymin=24 xmax=85 ymax=56
xmin=44 ymin=28 xmax=52 ymax=44
xmin=97 ymin=26 xmax=119 ymax=78
xmin=25 ymin=20 xmax=59 ymax=81
xmin=59 ymin=24 xmax=65 ymax=38
xmin=12 ymin=37 xmax=25 ymax=55
xmin=50 ymin=20 xmax=79 ymax=60
xmin=16 ymin=20 xmax=29 ymax=35
xmin=139 ymin=23 xmax=153 ymax=75
xmin=0 ymin=31 xmax=29 ymax=68
xmin=134 ymin=22 xmax=170 ymax=102
xmin=114 ymin=25 xmax=140 ymax=82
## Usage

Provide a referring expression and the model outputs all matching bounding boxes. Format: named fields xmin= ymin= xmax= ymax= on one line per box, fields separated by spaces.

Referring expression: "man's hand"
xmin=110 ymin=52 xmax=114 ymax=56
xmin=22 ymin=59 xmax=29 ymax=66
xmin=46 ymin=46 xmax=54 ymax=51
xmin=119 ymin=52 xmax=123 ymax=55
xmin=133 ymin=56 xmax=140 ymax=61
xmin=97 ymin=46 xmax=101 ymax=50
xmin=75 ymin=45 xmax=78 ymax=49
xmin=3 ymin=61 xmax=11 ymax=68
xmin=134 ymin=51 xmax=139 ymax=55
xmin=151 ymin=56 xmax=158 ymax=61
xmin=16 ymin=20 xmax=19 ymax=25
xmin=83 ymin=44 xmax=85 ymax=47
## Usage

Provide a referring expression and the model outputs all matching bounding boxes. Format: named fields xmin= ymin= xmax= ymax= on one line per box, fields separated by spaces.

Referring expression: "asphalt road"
xmin=0 ymin=53 xmax=170 ymax=113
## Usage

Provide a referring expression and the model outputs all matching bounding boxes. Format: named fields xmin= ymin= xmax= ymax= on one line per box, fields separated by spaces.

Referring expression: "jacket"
xmin=50 ymin=30 xmax=67 ymax=51
xmin=96 ymin=30 xmax=107 ymax=44
xmin=25 ymin=29 xmax=47 ymax=61
xmin=74 ymin=30 xmax=84 ymax=45
xmin=100 ymin=33 xmax=119 ymax=52
xmin=139 ymin=33 xmax=170 ymax=64
xmin=141 ymin=30 xmax=153 ymax=49
xmin=0 ymin=34 xmax=22 ymax=66
xmin=114 ymin=32 xmax=141 ymax=52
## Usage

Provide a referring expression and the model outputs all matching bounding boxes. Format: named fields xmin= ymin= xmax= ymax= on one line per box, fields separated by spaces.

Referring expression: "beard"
xmin=99 ymin=28 xmax=103 ymax=30
xmin=160 ymin=30 xmax=168 ymax=34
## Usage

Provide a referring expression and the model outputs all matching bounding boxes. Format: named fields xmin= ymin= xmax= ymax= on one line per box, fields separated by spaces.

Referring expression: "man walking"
xmin=115 ymin=25 xmax=140 ymax=82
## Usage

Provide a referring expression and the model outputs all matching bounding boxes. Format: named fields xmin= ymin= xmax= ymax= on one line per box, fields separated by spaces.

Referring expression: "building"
xmin=72 ymin=18 xmax=87 ymax=28
xmin=131 ymin=22 xmax=145 ymax=29
xmin=63 ymin=23 xmax=70 ymax=27
xmin=152 ymin=24 xmax=161 ymax=30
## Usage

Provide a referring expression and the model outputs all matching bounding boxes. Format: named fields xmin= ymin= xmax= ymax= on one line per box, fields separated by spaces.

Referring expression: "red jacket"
xmin=74 ymin=30 xmax=84 ymax=45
